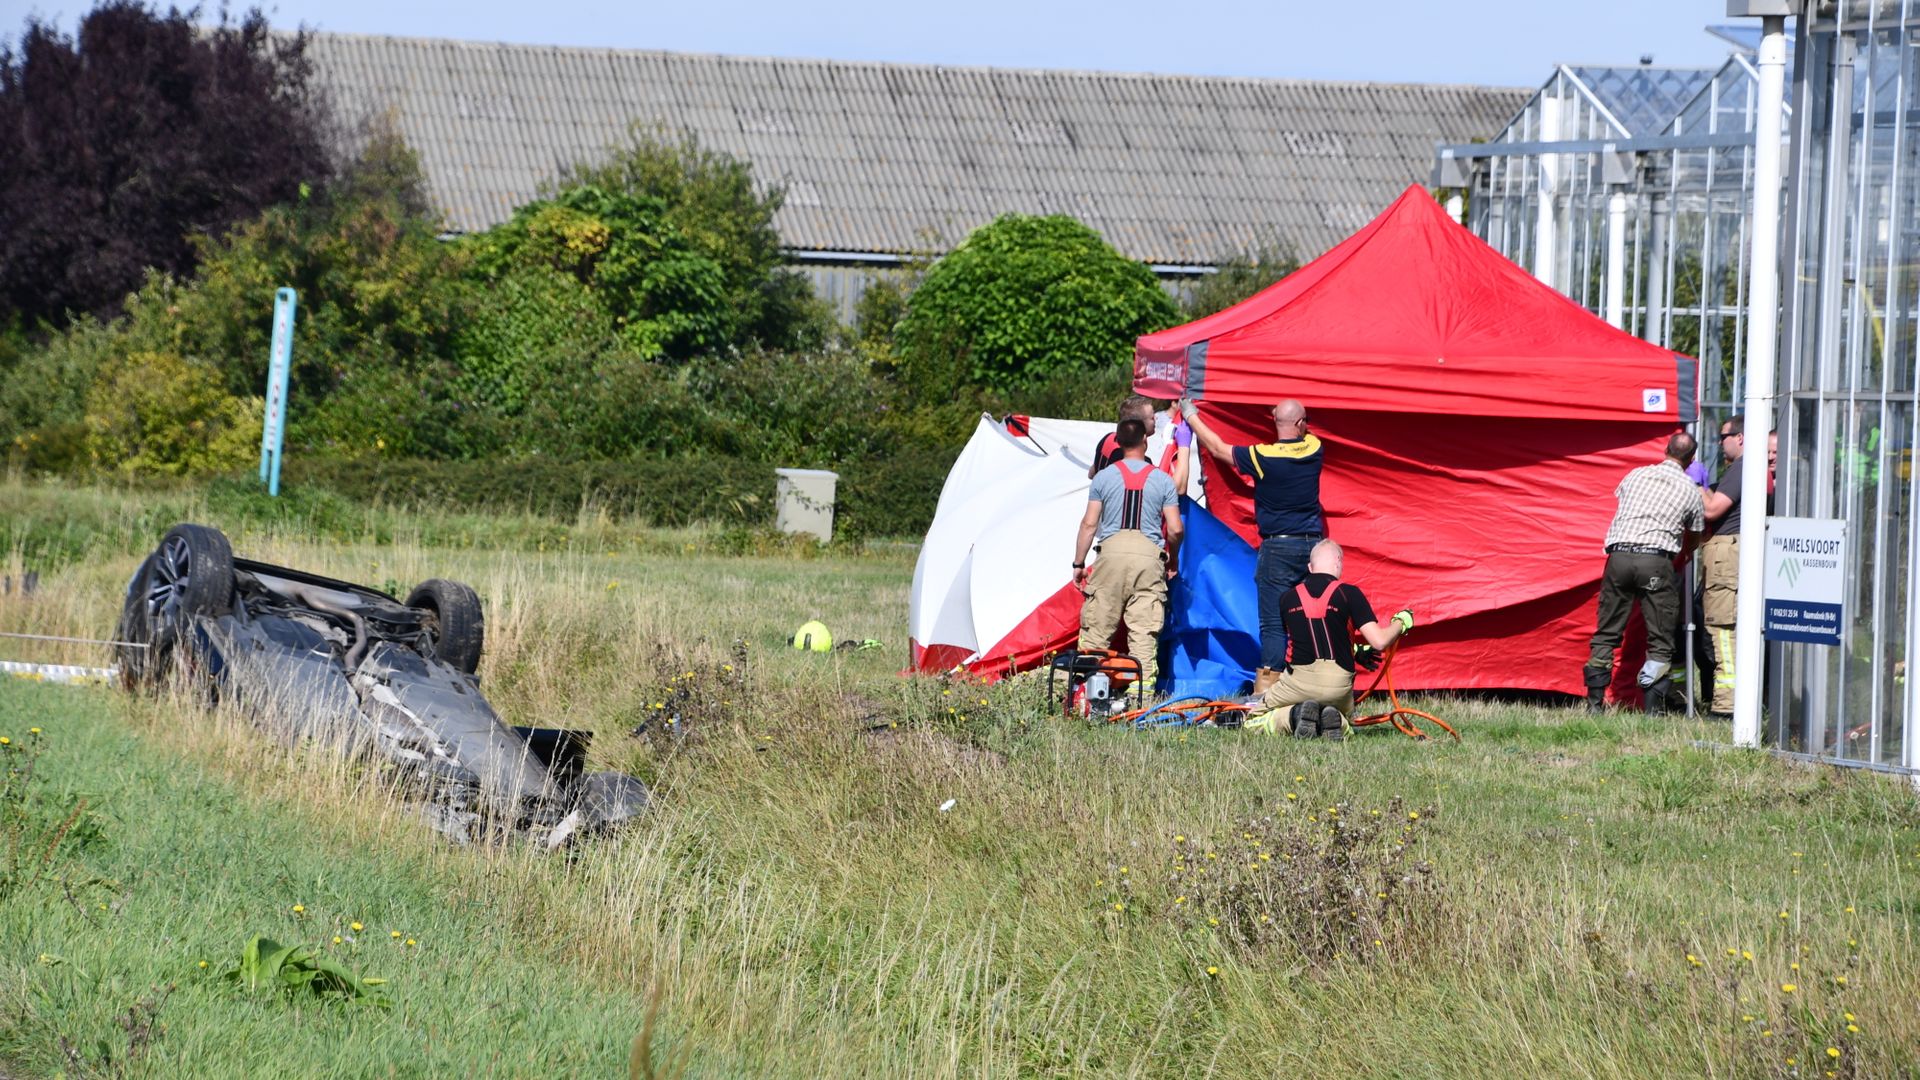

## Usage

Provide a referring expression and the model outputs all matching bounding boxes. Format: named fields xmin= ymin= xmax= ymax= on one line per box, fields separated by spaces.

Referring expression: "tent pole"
xmin=1732 ymin=9 xmax=1789 ymax=750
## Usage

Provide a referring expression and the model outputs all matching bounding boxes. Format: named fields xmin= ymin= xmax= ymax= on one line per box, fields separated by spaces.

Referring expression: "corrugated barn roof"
xmin=304 ymin=32 xmax=1528 ymax=266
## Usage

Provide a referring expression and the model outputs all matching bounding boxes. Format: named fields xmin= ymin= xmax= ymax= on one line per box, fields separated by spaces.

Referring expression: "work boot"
xmin=1253 ymin=667 xmax=1283 ymax=697
xmin=1318 ymin=704 xmax=1347 ymax=742
xmin=1643 ymin=677 xmax=1675 ymax=716
xmin=1289 ymin=701 xmax=1320 ymax=739
xmin=1583 ymin=667 xmax=1611 ymax=714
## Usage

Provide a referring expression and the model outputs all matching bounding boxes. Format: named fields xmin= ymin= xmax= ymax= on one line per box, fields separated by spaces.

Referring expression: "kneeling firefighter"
xmin=1074 ymin=418 xmax=1183 ymax=689
xmin=1245 ymin=539 xmax=1413 ymax=739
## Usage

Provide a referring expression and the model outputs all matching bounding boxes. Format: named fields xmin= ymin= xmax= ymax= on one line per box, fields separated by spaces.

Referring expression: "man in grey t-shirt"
xmin=1074 ymin=419 xmax=1182 ymax=688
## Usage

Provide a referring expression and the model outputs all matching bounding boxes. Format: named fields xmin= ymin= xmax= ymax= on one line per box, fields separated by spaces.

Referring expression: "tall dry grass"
xmin=1 ymin=481 xmax=1917 ymax=1076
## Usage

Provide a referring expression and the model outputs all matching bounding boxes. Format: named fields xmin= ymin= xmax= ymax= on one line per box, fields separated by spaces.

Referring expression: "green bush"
xmin=82 ymin=350 xmax=262 ymax=476
xmin=894 ymin=214 xmax=1177 ymax=393
xmin=281 ymin=456 xmax=776 ymax=528
xmin=1178 ymin=249 xmax=1299 ymax=321
xmin=272 ymin=451 xmax=955 ymax=540
xmin=834 ymin=446 xmax=959 ymax=540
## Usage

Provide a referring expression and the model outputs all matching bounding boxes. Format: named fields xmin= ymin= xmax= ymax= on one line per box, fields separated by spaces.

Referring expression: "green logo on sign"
xmin=1779 ymin=557 xmax=1801 ymax=587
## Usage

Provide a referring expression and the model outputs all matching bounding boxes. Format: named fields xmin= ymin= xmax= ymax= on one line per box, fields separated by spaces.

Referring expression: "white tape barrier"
xmin=0 ymin=659 xmax=117 ymax=686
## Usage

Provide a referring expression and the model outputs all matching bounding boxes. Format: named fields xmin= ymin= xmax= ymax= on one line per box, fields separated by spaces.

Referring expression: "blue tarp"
xmin=1163 ymin=497 xmax=1260 ymax=699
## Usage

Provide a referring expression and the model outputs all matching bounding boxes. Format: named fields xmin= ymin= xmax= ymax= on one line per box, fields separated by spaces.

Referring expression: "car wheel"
xmin=114 ymin=555 xmax=160 ymax=689
xmin=406 ymin=578 xmax=484 ymax=674
xmin=121 ymin=524 xmax=235 ymax=690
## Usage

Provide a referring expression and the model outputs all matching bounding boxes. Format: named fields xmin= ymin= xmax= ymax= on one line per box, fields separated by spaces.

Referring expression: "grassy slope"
xmin=1 ymin=479 xmax=1918 ymax=1077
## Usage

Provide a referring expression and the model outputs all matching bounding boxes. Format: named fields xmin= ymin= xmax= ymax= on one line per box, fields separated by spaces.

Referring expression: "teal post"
xmin=260 ymin=288 xmax=296 ymax=496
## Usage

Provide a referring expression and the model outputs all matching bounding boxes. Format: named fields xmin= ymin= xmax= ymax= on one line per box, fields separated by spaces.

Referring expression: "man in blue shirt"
xmin=1074 ymin=419 xmax=1184 ymax=688
xmin=1180 ymin=397 xmax=1325 ymax=695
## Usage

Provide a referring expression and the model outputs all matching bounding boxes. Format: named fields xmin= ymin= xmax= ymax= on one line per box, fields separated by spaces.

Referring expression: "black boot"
xmin=1583 ymin=667 xmax=1610 ymax=713
xmin=1643 ymin=676 xmax=1674 ymax=715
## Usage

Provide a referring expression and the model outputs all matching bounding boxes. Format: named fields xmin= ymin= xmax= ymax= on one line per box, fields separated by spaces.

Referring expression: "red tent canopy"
xmin=1135 ymin=184 xmax=1699 ymax=699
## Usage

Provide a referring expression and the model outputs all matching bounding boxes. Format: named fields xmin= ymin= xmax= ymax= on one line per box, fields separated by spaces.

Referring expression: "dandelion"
xmin=390 ymin=931 xmax=402 ymax=939
xmin=1844 ymin=1012 xmax=1855 ymax=1022
xmin=1844 ymin=905 xmax=1854 ymax=914
xmin=28 ymin=728 xmax=39 ymax=735
xmin=1373 ymin=939 xmax=1384 ymax=947
xmin=1286 ymin=793 xmax=1298 ymax=801
xmin=198 ymin=960 xmax=209 ymax=969
xmin=1827 ymin=1048 xmax=1841 ymax=1059
xmin=405 ymin=938 xmax=416 ymax=947
xmin=1761 ymin=1030 xmax=1773 ymax=1038
xmin=1409 ymin=811 xmax=1420 ymax=820
xmin=292 ymin=904 xmax=305 ymax=914
xmin=1113 ymin=902 xmax=1125 ymax=912
xmin=1847 ymin=938 xmax=1857 ymax=948
xmin=351 ymin=922 xmax=363 ymax=932
xmin=1259 ymin=914 xmax=1270 ymax=923
xmin=1727 ymin=948 xmax=1739 ymax=956
xmin=1846 ymin=1024 xmax=1859 ymax=1034
xmin=1174 ymin=834 xmax=1186 ymax=843
xmin=1686 ymin=954 xmax=1701 ymax=966
xmin=1095 ymin=878 xmax=1104 ymax=886
xmin=1779 ymin=911 xmax=1790 ymax=920
xmin=1743 ymin=950 xmax=1754 ymax=962
xmin=1790 ymin=962 xmax=1800 ymax=971
xmin=1206 ymin=966 xmax=1219 ymax=977
xmin=1174 ymin=896 xmax=1186 ymax=905
xmin=332 ymin=936 xmax=343 ymax=945
xmin=1832 ymin=975 xmax=1846 ymax=986
xmin=0 ymin=737 xmax=10 ymax=746
xmin=1741 ymin=1014 xmax=1755 ymax=1022
xmin=1780 ymin=983 xmax=1797 ymax=993
xmin=1119 ymin=866 xmax=1129 ymax=875
xmin=1208 ymin=918 xmax=1219 ymax=927
xmin=1294 ymin=774 xmax=1304 ymax=782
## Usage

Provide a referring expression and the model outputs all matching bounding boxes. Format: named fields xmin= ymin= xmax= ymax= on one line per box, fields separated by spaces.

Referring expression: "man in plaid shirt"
xmin=1584 ymin=432 xmax=1707 ymax=713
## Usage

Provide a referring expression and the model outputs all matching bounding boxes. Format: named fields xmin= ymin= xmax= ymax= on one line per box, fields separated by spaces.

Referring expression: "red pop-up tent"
xmin=1135 ymin=184 xmax=1698 ymax=699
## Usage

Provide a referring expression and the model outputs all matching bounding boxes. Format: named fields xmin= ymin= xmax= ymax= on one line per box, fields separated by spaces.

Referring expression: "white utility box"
xmin=774 ymin=468 xmax=839 ymax=542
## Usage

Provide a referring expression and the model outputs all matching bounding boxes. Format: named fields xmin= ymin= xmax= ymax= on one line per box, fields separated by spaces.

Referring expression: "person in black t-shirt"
xmin=1243 ymin=540 xmax=1412 ymax=739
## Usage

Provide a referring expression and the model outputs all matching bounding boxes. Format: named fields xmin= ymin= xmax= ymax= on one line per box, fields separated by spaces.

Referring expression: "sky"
xmin=5 ymin=0 xmax=1743 ymax=87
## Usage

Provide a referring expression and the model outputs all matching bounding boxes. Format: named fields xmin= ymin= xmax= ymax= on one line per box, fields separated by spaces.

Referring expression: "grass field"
xmin=2 ymin=479 xmax=1918 ymax=1078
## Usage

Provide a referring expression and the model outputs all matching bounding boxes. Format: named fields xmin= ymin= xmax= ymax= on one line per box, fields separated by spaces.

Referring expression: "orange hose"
xmin=1351 ymin=639 xmax=1459 ymax=741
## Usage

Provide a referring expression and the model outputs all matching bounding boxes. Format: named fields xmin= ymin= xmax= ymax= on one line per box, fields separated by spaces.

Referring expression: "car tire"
xmin=120 ymin=524 xmax=235 ymax=689
xmin=406 ymin=578 xmax=484 ymax=674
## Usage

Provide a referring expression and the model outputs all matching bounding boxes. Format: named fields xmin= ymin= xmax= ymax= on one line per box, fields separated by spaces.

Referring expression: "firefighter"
xmin=1074 ymin=418 xmax=1183 ymax=689
xmin=1242 ymin=540 xmax=1412 ymax=739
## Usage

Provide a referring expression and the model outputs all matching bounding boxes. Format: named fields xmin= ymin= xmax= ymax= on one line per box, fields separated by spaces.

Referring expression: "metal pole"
xmin=1732 ymin=13 xmax=1788 ymax=749
xmin=1535 ymin=95 xmax=1561 ymax=289
xmin=1605 ymin=191 xmax=1628 ymax=328
xmin=261 ymin=288 xmax=297 ymax=498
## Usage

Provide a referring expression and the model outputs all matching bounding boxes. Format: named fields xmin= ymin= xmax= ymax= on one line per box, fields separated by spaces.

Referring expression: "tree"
xmin=556 ymin=129 xmax=830 ymax=356
xmin=1178 ymin=249 xmax=1300 ymax=321
xmin=0 ymin=3 xmax=333 ymax=328
xmin=894 ymin=214 xmax=1177 ymax=393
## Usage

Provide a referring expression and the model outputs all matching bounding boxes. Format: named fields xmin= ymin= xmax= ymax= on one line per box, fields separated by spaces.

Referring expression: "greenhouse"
xmin=1437 ymin=5 xmax=1920 ymax=777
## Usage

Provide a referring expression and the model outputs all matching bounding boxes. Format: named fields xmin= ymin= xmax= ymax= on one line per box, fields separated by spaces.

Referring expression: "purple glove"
xmin=1172 ymin=420 xmax=1192 ymax=449
xmin=1685 ymin=461 xmax=1710 ymax=488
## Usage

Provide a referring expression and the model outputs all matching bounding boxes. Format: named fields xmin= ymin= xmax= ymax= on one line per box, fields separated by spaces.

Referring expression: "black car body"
xmin=116 ymin=524 xmax=647 ymax=846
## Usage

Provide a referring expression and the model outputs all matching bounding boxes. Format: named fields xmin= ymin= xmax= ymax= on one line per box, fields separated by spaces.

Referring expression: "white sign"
xmin=1641 ymin=387 xmax=1668 ymax=413
xmin=1763 ymin=516 xmax=1846 ymax=646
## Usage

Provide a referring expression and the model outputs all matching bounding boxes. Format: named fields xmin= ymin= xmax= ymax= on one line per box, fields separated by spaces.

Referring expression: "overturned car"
xmin=115 ymin=523 xmax=647 ymax=846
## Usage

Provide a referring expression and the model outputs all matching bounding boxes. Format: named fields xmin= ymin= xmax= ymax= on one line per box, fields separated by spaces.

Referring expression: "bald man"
xmin=1180 ymin=397 xmax=1327 ymax=695
xmin=1242 ymin=540 xmax=1413 ymax=739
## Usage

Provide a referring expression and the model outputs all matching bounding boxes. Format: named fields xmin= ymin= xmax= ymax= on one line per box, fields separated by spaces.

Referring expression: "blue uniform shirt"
xmin=1232 ymin=435 xmax=1325 ymax=537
